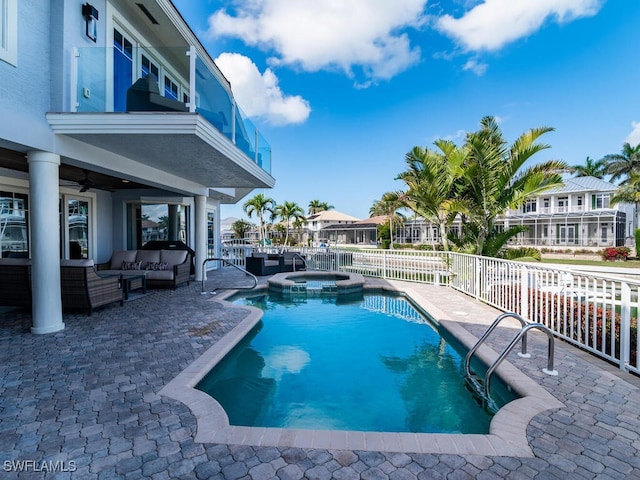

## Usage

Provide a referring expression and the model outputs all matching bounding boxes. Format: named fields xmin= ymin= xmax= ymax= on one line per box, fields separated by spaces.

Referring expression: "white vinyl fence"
xmin=220 ymin=245 xmax=639 ymax=375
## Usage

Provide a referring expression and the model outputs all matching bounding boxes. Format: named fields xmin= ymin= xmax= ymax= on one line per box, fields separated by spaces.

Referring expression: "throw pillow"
xmin=122 ymin=261 xmax=142 ymax=270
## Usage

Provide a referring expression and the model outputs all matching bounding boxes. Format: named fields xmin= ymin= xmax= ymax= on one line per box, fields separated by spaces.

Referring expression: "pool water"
xmin=197 ymin=292 xmax=516 ymax=434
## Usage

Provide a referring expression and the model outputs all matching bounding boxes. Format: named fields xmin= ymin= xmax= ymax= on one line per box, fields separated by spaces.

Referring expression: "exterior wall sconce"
xmin=82 ymin=3 xmax=99 ymax=42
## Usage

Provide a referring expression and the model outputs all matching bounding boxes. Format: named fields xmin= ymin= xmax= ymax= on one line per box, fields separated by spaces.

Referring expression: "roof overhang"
xmin=46 ymin=112 xmax=275 ymax=193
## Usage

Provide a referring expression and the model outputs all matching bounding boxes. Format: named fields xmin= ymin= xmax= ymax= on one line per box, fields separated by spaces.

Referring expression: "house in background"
xmin=401 ymin=176 xmax=634 ymax=249
xmin=304 ymin=210 xmax=360 ymax=245
xmin=502 ymin=176 xmax=633 ymax=248
xmin=0 ymin=0 xmax=274 ymax=333
xmin=320 ymin=215 xmax=387 ymax=246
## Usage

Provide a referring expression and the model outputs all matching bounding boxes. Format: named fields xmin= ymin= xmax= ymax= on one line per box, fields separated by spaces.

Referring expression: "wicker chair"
xmin=60 ymin=259 xmax=122 ymax=315
xmin=0 ymin=258 xmax=32 ymax=309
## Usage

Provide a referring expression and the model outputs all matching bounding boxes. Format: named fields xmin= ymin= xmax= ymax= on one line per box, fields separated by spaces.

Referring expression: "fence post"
xmin=620 ymin=282 xmax=631 ymax=372
xmin=520 ymin=265 xmax=529 ymax=320
xmin=383 ymin=250 xmax=387 ymax=279
xmin=474 ymin=256 xmax=481 ymax=300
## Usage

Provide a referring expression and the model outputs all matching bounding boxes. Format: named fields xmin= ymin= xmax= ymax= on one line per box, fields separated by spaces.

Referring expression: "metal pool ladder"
xmin=465 ymin=312 xmax=558 ymax=399
xmin=201 ymin=257 xmax=258 ymax=294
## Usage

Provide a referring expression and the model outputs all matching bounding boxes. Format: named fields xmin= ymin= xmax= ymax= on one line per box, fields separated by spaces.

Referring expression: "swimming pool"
xmin=196 ymin=291 xmax=517 ymax=434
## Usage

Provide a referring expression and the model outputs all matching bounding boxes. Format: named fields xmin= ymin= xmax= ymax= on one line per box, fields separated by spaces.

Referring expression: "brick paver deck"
xmin=1 ymin=269 xmax=640 ymax=479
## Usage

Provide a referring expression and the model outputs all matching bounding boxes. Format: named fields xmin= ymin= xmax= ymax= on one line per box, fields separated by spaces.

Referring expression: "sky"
xmin=171 ymin=0 xmax=640 ymax=222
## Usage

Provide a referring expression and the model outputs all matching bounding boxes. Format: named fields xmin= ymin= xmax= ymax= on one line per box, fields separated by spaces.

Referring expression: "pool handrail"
xmin=201 ymin=257 xmax=258 ymax=293
xmin=464 ymin=312 xmax=529 ymax=378
xmin=484 ymin=322 xmax=558 ymax=397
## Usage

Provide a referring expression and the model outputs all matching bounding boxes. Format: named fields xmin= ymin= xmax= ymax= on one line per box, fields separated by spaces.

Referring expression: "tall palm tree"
xmin=459 ymin=116 xmax=567 ymax=255
xmin=307 ymin=200 xmax=334 ymax=215
xmin=604 ymin=142 xmax=640 ymax=185
xmin=242 ymin=193 xmax=276 ymax=246
xmin=276 ymin=201 xmax=305 ymax=246
xmin=610 ymin=170 xmax=640 ymax=229
xmin=396 ymin=141 xmax=466 ymax=251
xmin=370 ymin=192 xmax=405 ymax=247
xmin=571 ymin=156 xmax=606 ymax=178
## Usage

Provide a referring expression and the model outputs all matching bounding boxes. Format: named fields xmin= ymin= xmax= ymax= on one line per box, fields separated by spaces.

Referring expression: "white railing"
xmin=220 ymin=245 xmax=639 ymax=375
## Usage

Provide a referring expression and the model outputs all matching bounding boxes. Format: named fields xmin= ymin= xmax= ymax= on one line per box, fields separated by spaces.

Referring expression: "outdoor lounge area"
xmin=245 ymin=251 xmax=306 ymax=276
xmin=1 ymin=269 xmax=639 ymax=479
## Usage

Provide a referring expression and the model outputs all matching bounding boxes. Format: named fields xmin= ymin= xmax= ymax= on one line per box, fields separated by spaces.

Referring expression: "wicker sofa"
xmin=60 ymin=259 xmax=122 ymax=315
xmin=97 ymin=249 xmax=191 ymax=289
xmin=245 ymin=252 xmax=306 ymax=276
xmin=0 ymin=257 xmax=32 ymax=309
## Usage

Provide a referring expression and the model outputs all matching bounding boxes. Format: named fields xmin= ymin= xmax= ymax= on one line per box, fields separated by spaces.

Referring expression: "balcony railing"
xmin=72 ymin=46 xmax=271 ymax=174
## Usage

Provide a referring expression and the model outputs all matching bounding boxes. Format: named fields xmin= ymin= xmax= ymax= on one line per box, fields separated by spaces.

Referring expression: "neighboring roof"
xmin=542 ymin=176 xmax=618 ymax=194
xmin=306 ymin=210 xmax=360 ymax=222
xmin=358 ymin=215 xmax=388 ymax=225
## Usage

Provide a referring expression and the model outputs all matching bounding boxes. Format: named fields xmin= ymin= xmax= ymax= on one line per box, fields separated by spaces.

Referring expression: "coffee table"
xmin=121 ymin=273 xmax=146 ymax=301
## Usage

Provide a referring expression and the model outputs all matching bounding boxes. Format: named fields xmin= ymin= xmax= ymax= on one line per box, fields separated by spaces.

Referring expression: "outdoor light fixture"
xmin=82 ymin=3 xmax=98 ymax=42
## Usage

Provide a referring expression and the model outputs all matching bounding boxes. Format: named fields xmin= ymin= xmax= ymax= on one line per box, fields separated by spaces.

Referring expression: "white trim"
xmin=0 ymin=0 xmax=17 ymax=66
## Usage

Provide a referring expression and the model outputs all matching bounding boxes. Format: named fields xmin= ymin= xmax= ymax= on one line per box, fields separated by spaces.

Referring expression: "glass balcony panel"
xmin=75 ymin=47 xmax=271 ymax=175
xmin=194 ymin=56 xmax=234 ymax=141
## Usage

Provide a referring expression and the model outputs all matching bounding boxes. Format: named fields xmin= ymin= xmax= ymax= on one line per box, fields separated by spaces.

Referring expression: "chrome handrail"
xmin=484 ymin=323 xmax=558 ymax=397
xmin=464 ymin=312 xmax=529 ymax=377
xmin=201 ymin=257 xmax=258 ymax=294
xmin=290 ymin=252 xmax=308 ymax=272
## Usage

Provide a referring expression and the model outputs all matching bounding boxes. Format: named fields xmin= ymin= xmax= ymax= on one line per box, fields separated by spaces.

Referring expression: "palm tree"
xmin=370 ymin=192 xmax=405 ymax=248
xmin=242 ymin=193 xmax=276 ymax=246
xmin=231 ymin=219 xmax=252 ymax=241
xmin=307 ymin=200 xmax=334 ymax=215
xmin=276 ymin=201 xmax=305 ymax=246
xmin=396 ymin=141 xmax=466 ymax=251
xmin=604 ymin=142 xmax=640 ymax=185
xmin=610 ymin=170 xmax=640 ymax=230
xmin=571 ymin=156 xmax=606 ymax=178
xmin=459 ymin=116 xmax=567 ymax=255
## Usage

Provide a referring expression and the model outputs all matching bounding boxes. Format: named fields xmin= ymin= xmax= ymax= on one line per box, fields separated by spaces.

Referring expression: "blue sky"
xmin=172 ymin=0 xmax=640 ymax=221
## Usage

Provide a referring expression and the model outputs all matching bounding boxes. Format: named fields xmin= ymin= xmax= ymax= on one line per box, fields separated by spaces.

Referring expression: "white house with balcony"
xmin=400 ymin=177 xmax=634 ymax=249
xmin=0 ymin=0 xmax=274 ymax=333
xmin=503 ymin=176 xmax=633 ymax=248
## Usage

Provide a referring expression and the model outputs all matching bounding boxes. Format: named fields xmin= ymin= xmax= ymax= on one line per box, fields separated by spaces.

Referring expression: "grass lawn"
xmin=540 ymin=258 xmax=640 ymax=268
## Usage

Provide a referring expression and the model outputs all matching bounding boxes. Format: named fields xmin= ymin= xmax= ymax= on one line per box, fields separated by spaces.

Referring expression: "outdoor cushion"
xmin=160 ymin=249 xmax=187 ymax=266
xmin=145 ymin=270 xmax=174 ymax=281
xmin=0 ymin=258 xmax=31 ymax=266
xmin=61 ymin=259 xmax=95 ymax=267
xmin=110 ymin=250 xmax=137 ymax=269
xmin=136 ymin=250 xmax=161 ymax=267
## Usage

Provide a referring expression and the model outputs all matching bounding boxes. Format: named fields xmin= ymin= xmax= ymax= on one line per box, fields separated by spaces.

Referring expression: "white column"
xmin=194 ymin=195 xmax=207 ymax=282
xmin=28 ymin=151 xmax=64 ymax=334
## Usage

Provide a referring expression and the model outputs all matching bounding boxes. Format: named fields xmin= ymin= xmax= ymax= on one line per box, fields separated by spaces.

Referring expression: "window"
xmin=523 ymin=199 xmax=537 ymax=213
xmin=141 ymin=54 xmax=159 ymax=81
xmin=66 ymin=198 xmax=90 ymax=259
xmin=128 ymin=203 xmax=189 ymax=249
xmin=164 ymin=75 xmax=179 ymax=100
xmin=0 ymin=0 xmax=18 ymax=66
xmin=592 ymin=193 xmax=610 ymax=209
xmin=0 ymin=191 xmax=28 ymax=256
xmin=557 ymin=197 xmax=569 ymax=213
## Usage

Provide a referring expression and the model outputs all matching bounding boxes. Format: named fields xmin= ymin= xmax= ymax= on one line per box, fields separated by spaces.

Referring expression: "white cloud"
xmin=208 ymin=0 xmax=427 ymax=83
xmin=215 ymin=53 xmax=311 ymax=126
xmin=437 ymin=0 xmax=602 ymax=52
xmin=626 ymin=121 xmax=640 ymax=147
xmin=462 ymin=58 xmax=488 ymax=75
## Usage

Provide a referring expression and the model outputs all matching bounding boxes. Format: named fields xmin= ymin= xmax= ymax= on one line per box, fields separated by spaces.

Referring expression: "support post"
xmin=28 ymin=151 xmax=64 ymax=334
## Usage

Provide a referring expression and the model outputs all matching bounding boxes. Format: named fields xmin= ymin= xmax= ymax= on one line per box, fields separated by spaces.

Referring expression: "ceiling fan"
xmin=61 ymin=170 xmax=116 ymax=193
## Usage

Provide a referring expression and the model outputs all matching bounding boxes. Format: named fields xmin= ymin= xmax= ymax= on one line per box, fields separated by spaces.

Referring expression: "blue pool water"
xmin=197 ymin=292 xmax=516 ymax=434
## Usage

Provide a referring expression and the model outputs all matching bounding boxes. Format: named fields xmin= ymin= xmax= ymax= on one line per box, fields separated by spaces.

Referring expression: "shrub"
xmin=635 ymin=229 xmax=640 ymax=257
xmin=601 ymin=246 xmax=631 ymax=261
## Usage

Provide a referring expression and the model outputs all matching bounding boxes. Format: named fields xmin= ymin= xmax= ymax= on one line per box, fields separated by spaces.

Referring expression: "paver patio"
xmin=1 ymin=269 xmax=640 ymax=479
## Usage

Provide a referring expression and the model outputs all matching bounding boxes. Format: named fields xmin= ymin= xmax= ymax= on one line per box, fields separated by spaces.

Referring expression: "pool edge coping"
xmin=159 ymin=283 xmax=564 ymax=456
